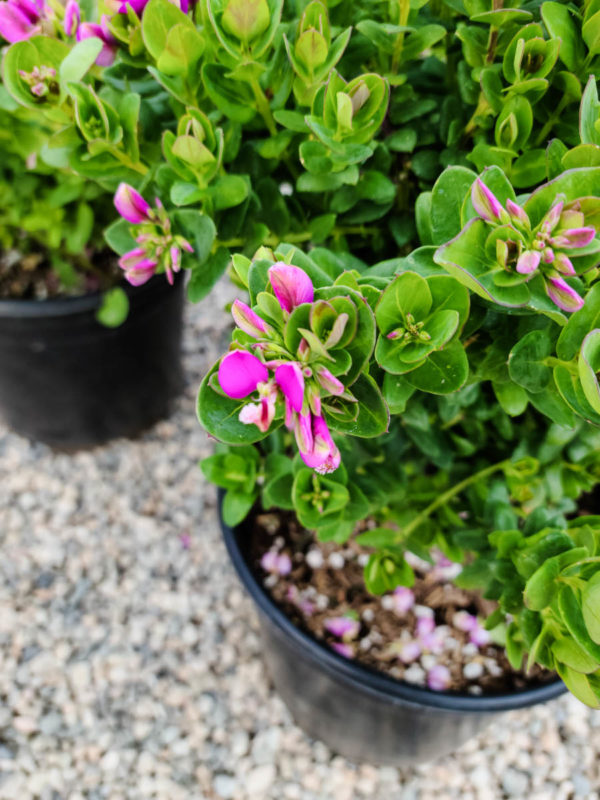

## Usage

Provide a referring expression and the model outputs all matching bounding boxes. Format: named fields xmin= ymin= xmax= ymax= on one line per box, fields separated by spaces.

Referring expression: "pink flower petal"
xmin=275 ymin=362 xmax=305 ymax=413
xmin=268 ymin=263 xmax=314 ymax=312
xmin=546 ymin=277 xmax=584 ymax=313
xmin=0 ymin=2 xmax=37 ymax=41
xmin=218 ymin=350 xmax=268 ymax=399
xmin=114 ymin=183 xmax=152 ymax=224
xmin=238 ymin=394 xmax=275 ymax=432
xmin=427 ymin=664 xmax=451 ymax=691
xmin=541 ymin=200 xmax=564 ymax=232
xmin=397 ymin=640 xmax=421 ymax=664
xmin=392 ymin=586 xmax=415 ymax=614
xmin=506 ymin=199 xmax=530 ymax=227
xmin=324 ymin=616 xmax=360 ymax=639
xmin=118 ymin=248 xmax=157 ymax=286
xmin=77 ymin=20 xmax=117 ymax=65
xmin=331 ymin=642 xmax=354 ymax=658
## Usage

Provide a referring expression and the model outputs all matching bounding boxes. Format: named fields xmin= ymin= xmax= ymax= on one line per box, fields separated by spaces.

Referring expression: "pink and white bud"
xmin=541 ymin=199 xmax=564 ymax=233
xmin=63 ymin=0 xmax=79 ymax=35
xmin=551 ymin=227 xmax=596 ymax=249
xmin=516 ymin=249 xmax=540 ymax=275
xmin=315 ymin=366 xmax=344 ymax=396
xmin=268 ymin=263 xmax=314 ymax=312
xmin=471 ymin=178 xmax=504 ymax=223
xmin=232 ymin=299 xmax=271 ymax=338
xmin=553 ymin=252 xmax=575 ymax=276
xmin=114 ymin=183 xmax=153 ymax=224
xmin=506 ymin=198 xmax=530 ymax=228
xmin=546 ymin=276 xmax=584 ymax=313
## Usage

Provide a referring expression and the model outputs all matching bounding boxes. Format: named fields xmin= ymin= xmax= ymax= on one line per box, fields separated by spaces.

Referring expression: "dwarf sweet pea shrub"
xmin=3 ymin=0 xmax=600 ymax=297
xmin=4 ymin=0 xmax=600 ymax=703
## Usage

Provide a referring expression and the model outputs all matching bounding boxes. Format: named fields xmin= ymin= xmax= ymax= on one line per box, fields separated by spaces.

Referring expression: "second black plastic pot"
xmin=220 ymin=495 xmax=566 ymax=766
xmin=0 ymin=274 xmax=185 ymax=449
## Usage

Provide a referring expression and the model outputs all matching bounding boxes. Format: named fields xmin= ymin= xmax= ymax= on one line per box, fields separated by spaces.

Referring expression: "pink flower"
xmin=516 ymin=250 xmax=540 ymax=276
xmin=268 ymin=263 xmax=314 ymax=312
xmin=63 ymin=0 xmax=79 ymax=35
xmin=331 ymin=642 xmax=354 ymax=658
xmin=324 ymin=616 xmax=360 ymax=640
xmin=261 ymin=550 xmax=292 ymax=576
xmin=471 ymin=178 xmax=504 ymax=224
xmin=238 ymin=393 xmax=276 ymax=433
xmin=392 ymin=586 xmax=415 ymax=614
xmin=427 ymin=664 xmax=451 ymax=691
xmin=232 ymin=299 xmax=271 ymax=338
xmin=546 ymin=276 xmax=584 ymax=313
xmin=114 ymin=183 xmax=153 ymax=224
xmin=0 ymin=0 xmax=43 ymax=42
xmin=118 ymin=248 xmax=157 ymax=286
xmin=397 ymin=640 xmax=421 ymax=664
xmin=77 ymin=16 xmax=117 ymax=66
xmin=218 ymin=350 xmax=269 ymax=399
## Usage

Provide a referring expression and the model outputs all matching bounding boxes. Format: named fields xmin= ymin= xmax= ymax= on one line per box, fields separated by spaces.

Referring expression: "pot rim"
xmin=219 ymin=492 xmax=567 ymax=713
xmin=0 ymin=272 xmax=182 ymax=319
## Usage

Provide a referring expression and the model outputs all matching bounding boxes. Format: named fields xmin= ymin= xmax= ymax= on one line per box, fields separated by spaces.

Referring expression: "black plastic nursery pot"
xmin=0 ymin=274 xmax=185 ymax=449
xmin=219 ymin=495 xmax=567 ymax=766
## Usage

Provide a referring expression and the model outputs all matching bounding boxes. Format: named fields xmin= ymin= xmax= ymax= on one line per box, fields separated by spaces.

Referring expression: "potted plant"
xmin=0 ymin=91 xmax=185 ymax=447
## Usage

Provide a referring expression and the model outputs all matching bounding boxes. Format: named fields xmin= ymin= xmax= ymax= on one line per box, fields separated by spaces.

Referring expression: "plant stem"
xmin=395 ymin=459 xmax=511 ymax=543
xmin=110 ymin=148 xmax=148 ymax=176
xmin=250 ymin=76 xmax=277 ymax=136
xmin=391 ymin=0 xmax=411 ymax=73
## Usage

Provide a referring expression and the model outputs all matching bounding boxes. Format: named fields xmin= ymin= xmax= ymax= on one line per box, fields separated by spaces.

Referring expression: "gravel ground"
xmin=1 ymin=277 xmax=599 ymax=800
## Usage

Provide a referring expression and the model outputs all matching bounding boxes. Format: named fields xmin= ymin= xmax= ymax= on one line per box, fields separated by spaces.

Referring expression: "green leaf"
xmin=434 ymin=219 xmax=530 ymax=308
xmin=386 ymin=127 xmax=417 ymax=153
xmin=580 ymin=77 xmax=600 ymax=147
xmin=104 ymin=217 xmax=137 ymax=256
xmin=141 ymin=0 xmax=196 ymax=61
xmin=579 ymin=330 xmax=600 ymax=414
xmin=293 ymin=469 xmax=350 ymax=529
xmin=202 ymin=63 xmax=256 ymax=123
xmin=527 ymin=385 xmax=576 ymax=428
xmin=59 ymin=38 xmax=103 ymax=91
xmin=188 ymin=247 xmax=230 ymax=303
xmin=405 ymin=341 xmax=469 ymax=395
xmin=524 ymin=558 xmax=560 ymax=610
xmin=583 ymin=10 xmax=600 ymax=56
xmin=508 ymin=330 xmax=553 ymax=393
xmin=555 ymin=663 xmax=600 ymax=707
xmin=173 ymin=209 xmax=216 ymax=264
xmin=524 ymin=167 xmax=600 ymax=227
xmin=95 ymin=287 xmax=129 ymax=328
xmin=558 ymin=584 xmax=600 ymax=662
xmin=157 ymin=24 xmax=205 ymax=77
xmin=558 ymin=283 xmax=600 ymax=361
xmin=375 ymin=271 xmax=432 ymax=335
xmin=552 ymin=638 xmax=599 ymax=674
xmin=582 ymin=572 xmax=600 ymax=644
xmin=211 ymin=175 xmax=249 ymax=210
xmin=492 ymin=381 xmax=528 ymax=416
xmin=325 ymin=374 xmax=389 ymax=437
xmin=383 ymin=373 xmax=416 ymax=413
xmin=430 ymin=166 xmax=477 ymax=245
xmin=222 ymin=489 xmax=257 ymax=527
xmin=355 ymin=527 xmax=399 ymax=548
xmin=541 ymin=2 xmax=585 ymax=71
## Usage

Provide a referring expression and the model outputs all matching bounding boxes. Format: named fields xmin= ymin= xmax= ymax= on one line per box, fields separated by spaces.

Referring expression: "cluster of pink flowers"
xmin=218 ymin=264 xmax=344 ymax=474
xmin=472 ymin=178 xmax=597 ymax=312
xmin=113 ymin=183 xmax=193 ymax=286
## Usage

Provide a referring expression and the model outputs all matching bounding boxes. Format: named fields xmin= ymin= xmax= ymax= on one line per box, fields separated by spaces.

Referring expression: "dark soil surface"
xmin=249 ymin=510 xmax=556 ymax=695
xmin=0 ymin=249 xmax=120 ymax=300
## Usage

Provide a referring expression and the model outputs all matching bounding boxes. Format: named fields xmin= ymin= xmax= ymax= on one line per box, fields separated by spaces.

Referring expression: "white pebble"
xmin=414 ymin=605 xmax=434 ymax=618
xmin=328 ymin=552 xmax=345 ymax=569
xmin=463 ymin=661 xmax=484 ymax=680
xmin=306 ymin=549 xmax=324 ymax=569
